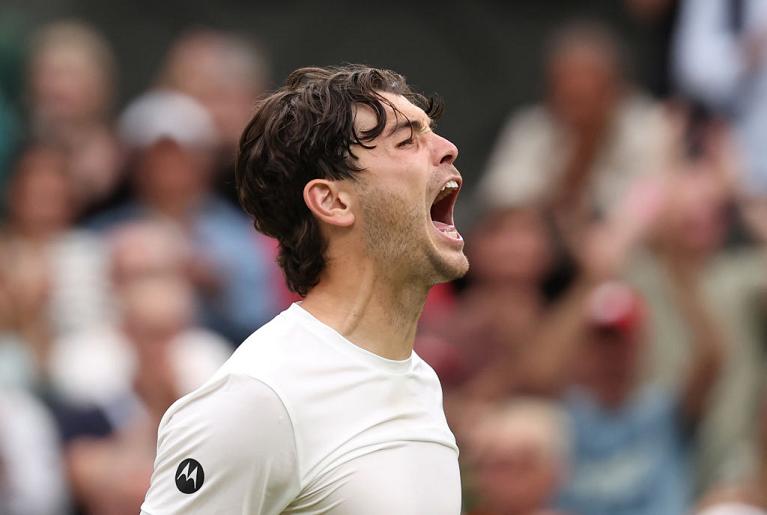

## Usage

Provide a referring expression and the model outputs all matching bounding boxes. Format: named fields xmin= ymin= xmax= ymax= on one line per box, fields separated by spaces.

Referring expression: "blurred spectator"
xmin=435 ymin=170 xmax=664 ymax=402
xmin=673 ymin=0 xmax=767 ymax=194
xmin=53 ymin=274 xmax=230 ymax=514
xmin=464 ymin=398 xmax=569 ymax=515
xmin=91 ymin=90 xmax=281 ymax=342
xmin=0 ymin=387 xmax=69 ymax=515
xmin=155 ymin=27 xmax=271 ymax=208
xmin=556 ymin=280 xmax=723 ymax=515
xmin=107 ymin=219 xmax=191 ymax=290
xmin=478 ymin=19 xmax=670 ymax=222
xmin=157 ymin=28 xmax=268 ymax=154
xmin=418 ymin=207 xmax=555 ymax=390
xmin=26 ymin=21 xmax=122 ymax=211
xmin=0 ymin=144 xmax=111 ymax=374
xmin=625 ymin=131 xmax=766 ymax=490
xmin=48 ymin=229 xmax=231 ymax=420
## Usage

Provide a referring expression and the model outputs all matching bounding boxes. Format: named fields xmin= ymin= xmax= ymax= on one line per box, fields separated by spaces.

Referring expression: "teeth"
xmin=434 ymin=180 xmax=459 ymax=204
xmin=440 ymin=179 xmax=459 ymax=192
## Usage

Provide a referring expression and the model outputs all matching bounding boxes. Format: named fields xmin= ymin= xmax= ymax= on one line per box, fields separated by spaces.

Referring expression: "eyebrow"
xmin=387 ymin=117 xmax=433 ymax=137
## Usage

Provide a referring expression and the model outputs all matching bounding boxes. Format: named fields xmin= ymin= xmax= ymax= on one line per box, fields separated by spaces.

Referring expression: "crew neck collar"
xmin=288 ymin=303 xmax=414 ymax=373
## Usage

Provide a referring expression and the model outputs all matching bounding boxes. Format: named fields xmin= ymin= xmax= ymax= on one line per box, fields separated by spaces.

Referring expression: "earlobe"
xmin=303 ymin=179 xmax=355 ymax=228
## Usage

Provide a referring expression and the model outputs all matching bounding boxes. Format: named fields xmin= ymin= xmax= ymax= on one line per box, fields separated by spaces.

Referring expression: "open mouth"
xmin=430 ymin=179 xmax=462 ymax=240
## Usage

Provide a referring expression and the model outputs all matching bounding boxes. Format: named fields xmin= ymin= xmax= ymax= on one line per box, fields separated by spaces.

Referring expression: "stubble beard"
xmin=360 ymin=189 xmax=468 ymax=287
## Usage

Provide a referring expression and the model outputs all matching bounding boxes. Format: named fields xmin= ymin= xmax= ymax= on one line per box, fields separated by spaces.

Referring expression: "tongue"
xmin=432 ymin=221 xmax=454 ymax=232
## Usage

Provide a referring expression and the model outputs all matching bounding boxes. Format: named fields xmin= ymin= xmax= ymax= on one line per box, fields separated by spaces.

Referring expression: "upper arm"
xmin=141 ymin=374 xmax=300 ymax=515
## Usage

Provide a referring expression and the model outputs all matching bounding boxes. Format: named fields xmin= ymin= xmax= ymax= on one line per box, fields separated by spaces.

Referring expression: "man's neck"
xmin=300 ymin=257 xmax=430 ymax=361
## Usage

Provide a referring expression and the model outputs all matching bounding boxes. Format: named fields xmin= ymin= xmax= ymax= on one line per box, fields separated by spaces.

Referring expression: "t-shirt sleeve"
xmin=140 ymin=374 xmax=300 ymax=515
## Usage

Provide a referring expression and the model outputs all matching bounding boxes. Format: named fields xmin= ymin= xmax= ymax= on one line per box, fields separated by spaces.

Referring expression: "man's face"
xmin=580 ymin=328 xmax=642 ymax=408
xmin=350 ymin=92 xmax=468 ymax=285
xmin=547 ymin=44 xmax=619 ymax=130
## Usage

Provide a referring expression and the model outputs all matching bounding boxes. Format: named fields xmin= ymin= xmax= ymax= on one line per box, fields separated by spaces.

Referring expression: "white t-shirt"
xmin=140 ymin=303 xmax=461 ymax=514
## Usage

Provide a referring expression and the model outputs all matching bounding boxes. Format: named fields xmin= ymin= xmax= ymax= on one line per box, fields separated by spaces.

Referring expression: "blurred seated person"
xmin=477 ymin=19 xmax=670 ymax=221
xmin=90 ymin=90 xmax=281 ymax=342
xmin=56 ymin=275 xmax=231 ymax=514
xmin=26 ymin=20 xmax=122 ymax=211
xmin=0 ymin=143 xmax=110 ymax=353
xmin=464 ymin=398 xmax=570 ymax=515
xmin=155 ymin=28 xmax=269 ymax=202
xmin=48 ymin=225 xmax=231 ymax=425
xmin=0 ymin=387 xmax=70 ymax=515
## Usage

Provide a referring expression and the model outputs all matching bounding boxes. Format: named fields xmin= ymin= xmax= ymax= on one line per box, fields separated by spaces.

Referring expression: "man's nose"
xmin=431 ymin=133 xmax=458 ymax=166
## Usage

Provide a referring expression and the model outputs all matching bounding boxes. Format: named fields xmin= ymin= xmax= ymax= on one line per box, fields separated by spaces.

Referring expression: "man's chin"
xmin=432 ymin=253 xmax=470 ymax=284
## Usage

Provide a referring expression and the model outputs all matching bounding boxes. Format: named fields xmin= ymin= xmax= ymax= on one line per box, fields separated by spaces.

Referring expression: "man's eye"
xmin=396 ymin=137 xmax=414 ymax=148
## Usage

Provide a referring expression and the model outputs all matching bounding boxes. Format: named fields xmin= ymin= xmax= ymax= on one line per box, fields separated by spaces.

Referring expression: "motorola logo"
xmin=175 ymin=458 xmax=205 ymax=494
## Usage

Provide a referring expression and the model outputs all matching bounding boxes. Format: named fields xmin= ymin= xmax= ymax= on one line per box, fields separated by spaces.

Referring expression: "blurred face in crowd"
xmin=120 ymin=277 xmax=192 ymax=351
xmin=108 ymin=221 xmax=189 ymax=289
xmin=162 ymin=32 xmax=265 ymax=149
xmin=8 ymin=148 xmax=75 ymax=237
xmin=134 ymin=139 xmax=210 ymax=216
xmin=580 ymin=326 xmax=643 ymax=408
xmin=661 ymin=172 xmax=728 ymax=257
xmin=468 ymin=208 xmax=552 ymax=285
xmin=28 ymin=33 xmax=113 ymax=125
xmin=547 ymin=40 xmax=620 ymax=131
xmin=470 ymin=409 xmax=564 ymax=515
xmin=347 ymin=92 xmax=468 ymax=285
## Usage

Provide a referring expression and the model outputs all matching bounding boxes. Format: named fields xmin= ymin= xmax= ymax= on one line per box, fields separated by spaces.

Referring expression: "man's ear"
xmin=303 ymin=179 xmax=355 ymax=228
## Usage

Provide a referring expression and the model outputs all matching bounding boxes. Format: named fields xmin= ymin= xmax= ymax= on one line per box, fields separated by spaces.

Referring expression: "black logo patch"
xmin=175 ymin=458 xmax=204 ymax=494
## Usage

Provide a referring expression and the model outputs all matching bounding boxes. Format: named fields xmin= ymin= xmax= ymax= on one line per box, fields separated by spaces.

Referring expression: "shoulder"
xmin=160 ymin=373 xmax=293 ymax=445
xmin=412 ymin=352 xmax=443 ymax=386
xmin=144 ymin=374 xmax=300 ymax=513
xmin=497 ymin=104 xmax=555 ymax=139
xmin=218 ymin=306 xmax=320 ymax=377
xmin=614 ymin=94 xmax=669 ymax=139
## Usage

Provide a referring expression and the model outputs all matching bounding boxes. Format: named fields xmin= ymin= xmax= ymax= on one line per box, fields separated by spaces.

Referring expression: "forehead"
xmin=353 ymin=91 xmax=428 ymax=133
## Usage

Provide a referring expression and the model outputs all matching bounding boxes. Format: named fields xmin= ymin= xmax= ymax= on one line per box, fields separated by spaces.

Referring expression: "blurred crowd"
xmin=0 ymin=1 xmax=766 ymax=514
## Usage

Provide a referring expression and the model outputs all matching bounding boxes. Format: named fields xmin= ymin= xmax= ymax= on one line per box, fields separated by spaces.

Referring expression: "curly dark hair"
xmin=236 ymin=64 xmax=443 ymax=296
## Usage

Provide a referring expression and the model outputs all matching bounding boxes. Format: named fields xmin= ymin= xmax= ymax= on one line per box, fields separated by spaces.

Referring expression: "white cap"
xmin=118 ymin=89 xmax=217 ymax=150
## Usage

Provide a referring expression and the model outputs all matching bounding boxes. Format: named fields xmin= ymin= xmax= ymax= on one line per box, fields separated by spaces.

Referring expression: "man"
xmin=466 ymin=399 xmax=569 ymax=515
xmin=557 ymin=280 xmax=722 ymax=515
xmin=477 ymin=20 xmax=669 ymax=219
xmin=140 ymin=64 xmax=468 ymax=514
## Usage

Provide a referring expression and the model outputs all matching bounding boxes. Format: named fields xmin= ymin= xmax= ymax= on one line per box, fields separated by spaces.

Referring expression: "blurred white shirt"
xmin=478 ymin=94 xmax=669 ymax=214
xmin=0 ymin=388 xmax=69 ymax=515
xmin=48 ymin=324 xmax=231 ymax=413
